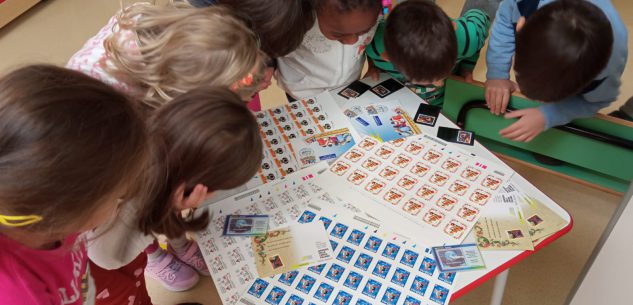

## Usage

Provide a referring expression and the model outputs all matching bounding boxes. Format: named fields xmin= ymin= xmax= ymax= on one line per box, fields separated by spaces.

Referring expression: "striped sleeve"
xmin=454 ymin=9 xmax=491 ymax=72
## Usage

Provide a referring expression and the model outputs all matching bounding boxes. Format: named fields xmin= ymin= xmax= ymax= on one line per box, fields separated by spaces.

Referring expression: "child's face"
xmin=76 ymin=192 xmax=125 ymax=232
xmin=317 ymin=5 xmax=379 ymax=45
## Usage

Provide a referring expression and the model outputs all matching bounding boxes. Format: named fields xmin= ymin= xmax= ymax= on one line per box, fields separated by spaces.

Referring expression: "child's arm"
xmin=500 ymin=95 xmax=613 ymax=142
xmin=540 ymin=96 xmax=612 ymax=129
xmin=485 ymin=0 xmax=516 ymax=80
xmin=485 ymin=0 xmax=519 ymax=115
xmin=454 ymin=9 xmax=491 ymax=78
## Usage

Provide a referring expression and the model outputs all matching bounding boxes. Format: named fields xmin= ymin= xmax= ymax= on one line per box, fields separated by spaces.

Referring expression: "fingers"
xmin=500 ymin=90 xmax=510 ymax=114
xmin=499 ymin=121 xmax=522 ymax=138
xmin=185 ymin=184 xmax=208 ymax=209
xmin=371 ymin=70 xmax=380 ymax=81
xmin=504 ymin=109 xmax=526 ymax=119
xmin=485 ymin=86 xmax=493 ymax=110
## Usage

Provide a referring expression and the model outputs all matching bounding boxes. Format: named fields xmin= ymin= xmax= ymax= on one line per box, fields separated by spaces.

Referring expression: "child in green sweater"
xmin=366 ymin=0 xmax=490 ymax=106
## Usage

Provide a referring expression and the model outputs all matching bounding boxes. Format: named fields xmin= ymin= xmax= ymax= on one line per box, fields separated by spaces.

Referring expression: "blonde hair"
xmin=105 ymin=2 xmax=264 ymax=108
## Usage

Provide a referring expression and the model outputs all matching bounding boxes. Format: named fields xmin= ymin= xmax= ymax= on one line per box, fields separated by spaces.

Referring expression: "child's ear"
xmin=173 ymin=183 xmax=209 ymax=210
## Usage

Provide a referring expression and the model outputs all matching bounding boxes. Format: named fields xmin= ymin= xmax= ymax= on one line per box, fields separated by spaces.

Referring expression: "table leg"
xmin=490 ymin=269 xmax=509 ymax=305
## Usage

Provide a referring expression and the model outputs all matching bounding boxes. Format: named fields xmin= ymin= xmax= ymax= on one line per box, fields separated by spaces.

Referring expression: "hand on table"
xmin=499 ymin=108 xmax=545 ymax=142
xmin=363 ymin=61 xmax=380 ymax=81
xmin=485 ymin=79 xmax=519 ymax=115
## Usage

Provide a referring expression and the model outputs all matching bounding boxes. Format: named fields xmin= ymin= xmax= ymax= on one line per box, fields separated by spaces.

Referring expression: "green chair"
xmin=443 ymin=78 xmax=633 ymax=193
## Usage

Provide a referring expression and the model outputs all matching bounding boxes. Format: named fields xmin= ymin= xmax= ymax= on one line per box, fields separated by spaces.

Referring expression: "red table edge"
xmin=450 ymin=214 xmax=575 ymax=300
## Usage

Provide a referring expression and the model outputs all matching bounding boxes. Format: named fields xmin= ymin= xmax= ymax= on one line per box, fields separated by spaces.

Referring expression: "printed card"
xmin=432 ymin=244 xmax=486 ymax=272
xmin=252 ymin=222 xmax=334 ymax=278
xmin=437 ymin=127 xmax=475 ymax=146
xmin=223 ymin=215 xmax=269 ymax=236
xmin=338 ymin=80 xmax=371 ymax=99
xmin=370 ymin=78 xmax=405 ymax=98
xmin=414 ymin=103 xmax=442 ymax=127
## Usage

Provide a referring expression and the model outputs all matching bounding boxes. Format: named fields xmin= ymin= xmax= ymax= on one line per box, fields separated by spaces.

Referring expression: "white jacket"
xmin=276 ymin=17 xmax=379 ymax=99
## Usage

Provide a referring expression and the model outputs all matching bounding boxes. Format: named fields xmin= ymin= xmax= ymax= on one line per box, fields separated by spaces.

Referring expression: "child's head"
xmin=514 ymin=0 xmax=613 ymax=102
xmin=384 ymin=0 xmax=456 ymax=86
xmin=105 ymin=3 xmax=265 ymax=108
xmin=140 ymin=86 xmax=263 ymax=239
xmin=217 ymin=0 xmax=316 ymax=58
xmin=0 ymin=65 xmax=148 ymax=243
xmin=317 ymin=0 xmax=381 ymax=44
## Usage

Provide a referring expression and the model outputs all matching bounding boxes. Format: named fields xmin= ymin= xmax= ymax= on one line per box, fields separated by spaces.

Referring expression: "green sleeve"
xmin=454 ymin=9 xmax=491 ymax=73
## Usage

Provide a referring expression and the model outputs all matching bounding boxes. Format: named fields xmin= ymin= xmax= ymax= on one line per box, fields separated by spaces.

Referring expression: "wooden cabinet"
xmin=0 ymin=0 xmax=40 ymax=29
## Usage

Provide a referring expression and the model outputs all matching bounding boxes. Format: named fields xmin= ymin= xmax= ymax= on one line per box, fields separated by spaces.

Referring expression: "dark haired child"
xmin=485 ymin=0 xmax=627 ymax=142
xmin=187 ymin=0 xmax=316 ymax=110
xmin=0 ymin=65 xmax=149 ymax=305
xmin=366 ymin=0 xmax=490 ymax=106
xmin=189 ymin=0 xmax=316 ymax=58
xmin=87 ymin=87 xmax=263 ymax=299
xmin=277 ymin=0 xmax=383 ymax=99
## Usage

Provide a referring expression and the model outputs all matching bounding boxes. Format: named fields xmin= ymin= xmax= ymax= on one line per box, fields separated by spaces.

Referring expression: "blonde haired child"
xmin=0 ymin=65 xmax=148 ymax=305
xmin=67 ymin=2 xmax=265 ymax=108
xmin=68 ymin=1 xmax=265 ymax=293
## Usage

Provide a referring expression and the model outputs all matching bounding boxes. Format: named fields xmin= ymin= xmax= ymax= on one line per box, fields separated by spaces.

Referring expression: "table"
xmin=328 ymin=74 xmax=573 ymax=305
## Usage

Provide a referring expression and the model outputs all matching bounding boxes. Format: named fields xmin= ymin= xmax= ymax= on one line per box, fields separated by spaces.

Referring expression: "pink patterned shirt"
xmin=67 ymin=14 xmax=140 ymax=98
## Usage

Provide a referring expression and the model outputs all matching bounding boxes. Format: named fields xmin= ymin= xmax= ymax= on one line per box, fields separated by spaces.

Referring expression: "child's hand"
xmin=485 ymin=79 xmax=519 ymax=115
xmin=499 ymin=108 xmax=545 ymax=142
xmin=173 ymin=183 xmax=209 ymax=210
xmin=363 ymin=61 xmax=380 ymax=81
xmin=257 ymin=67 xmax=275 ymax=92
xmin=461 ymin=70 xmax=474 ymax=83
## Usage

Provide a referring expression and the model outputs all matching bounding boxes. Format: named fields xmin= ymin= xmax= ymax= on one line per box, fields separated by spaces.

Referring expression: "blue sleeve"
xmin=539 ymin=97 xmax=612 ymax=129
xmin=486 ymin=0 xmax=516 ymax=80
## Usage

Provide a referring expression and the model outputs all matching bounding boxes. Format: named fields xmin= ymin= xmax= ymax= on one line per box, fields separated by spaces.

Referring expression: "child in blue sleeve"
xmin=485 ymin=0 xmax=627 ymax=142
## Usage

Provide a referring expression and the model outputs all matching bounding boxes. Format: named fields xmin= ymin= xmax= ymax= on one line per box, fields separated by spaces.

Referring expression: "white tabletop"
xmin=327 ymin=75 xmax=572 ymax=297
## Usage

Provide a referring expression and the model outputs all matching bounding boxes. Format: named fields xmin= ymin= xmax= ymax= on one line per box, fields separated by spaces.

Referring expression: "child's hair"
xmin=318 ymin=0 xmax=382 ymax=12
xmin=105 ymin=3 xmax=265 ymax=108
xmin=0 ymin=65 xmax=148 ymax=232
xmin=515 ymin=0 xmax=613 ymax=102
xmin=214 ymin=0 xmax=316 ymax=58
xmin=139 ymin=86 xmax=263 ymax=239
xmin=383 ymin=0 xmax=456 ymax=82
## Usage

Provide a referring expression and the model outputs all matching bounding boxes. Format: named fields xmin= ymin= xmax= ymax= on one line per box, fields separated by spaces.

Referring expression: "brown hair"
xmin=211 ymin=0 xmax=316 ymax=58
xmin=318 ymin=0 xmax=382 ymax=12
xmin=105 ymin=3 xmax=265 ymax=108
xmin=139 ymin=86 xmax=263 ymax=238
xmin=515 ymin=0 xmax=613 ymax=102
xmin=0 ymin=65 xmax=148 ymax=233
xmin=384 ymin=0 xmax=456 ymax=83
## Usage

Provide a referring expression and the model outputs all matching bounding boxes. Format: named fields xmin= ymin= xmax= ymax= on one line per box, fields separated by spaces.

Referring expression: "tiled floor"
xmin=0 ymin=1 xmax=626 ymax=304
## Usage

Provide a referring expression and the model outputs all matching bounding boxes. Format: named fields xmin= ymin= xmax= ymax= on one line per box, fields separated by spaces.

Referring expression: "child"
xmin=67 ymin=2 xmax=265 ymax=292
xmin=88 ymin=87 xmax=263 ymax=298
xmin=366 ymin=0 xmax=490 ymax=106
xmin=189 ymin=0 xmax=315 ymax=58
xmin=187 ymin=0 xmax=316 ymax=110
xmin=67 ymin=2 xmax=264 ymax=109
xmin=0 ymin=65 xmax=149 ymax=305
xmin=277 ymin=0 xmax=383 ymax=99
xmin=485 ymin=0 xmax=627 ymax=142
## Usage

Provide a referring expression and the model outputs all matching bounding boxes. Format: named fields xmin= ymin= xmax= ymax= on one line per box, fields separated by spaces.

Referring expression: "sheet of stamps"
xmin=320 ymin=134 xmax=515 ymax=245
xmin=238 ymin=205 xmax=457 ymax=305
xmin=195 ymin=164 xmax=336 ymax=305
